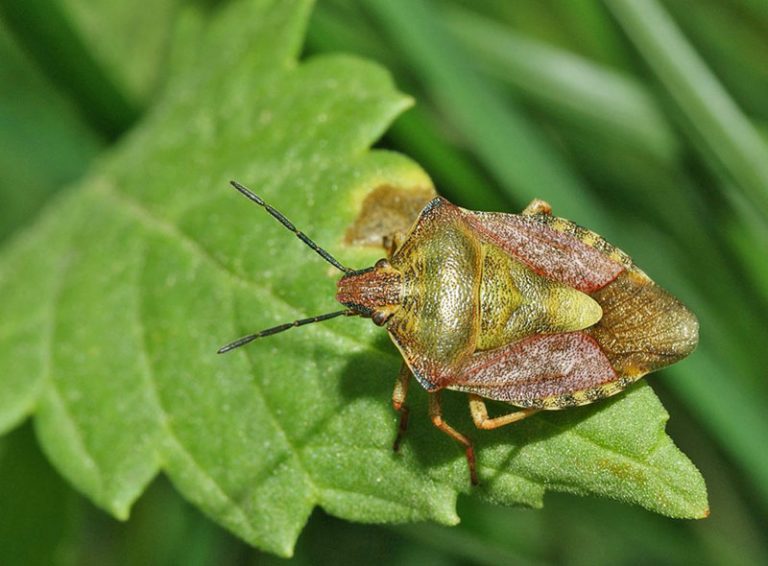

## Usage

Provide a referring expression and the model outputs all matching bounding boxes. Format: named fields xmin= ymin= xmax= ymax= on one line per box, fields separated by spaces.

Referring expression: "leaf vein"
xmin=232 ymin=285 xmax=322 ymax=500
xmin=42 ymin=249 xmax=104 ymax=495
xmin=131 ymin=244 xmax=260 ymax=537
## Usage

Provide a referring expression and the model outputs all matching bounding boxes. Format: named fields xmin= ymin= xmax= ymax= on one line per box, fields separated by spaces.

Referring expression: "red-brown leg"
xmin=391 ymin=363 xmax=411 ymax=452
xmin=429 ymin=392 xmax=478 ymax=486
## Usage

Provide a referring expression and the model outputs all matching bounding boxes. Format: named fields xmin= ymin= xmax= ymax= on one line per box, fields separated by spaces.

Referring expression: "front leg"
xmin=383 ymin=231 xmax=407 ymax=259
xmin=468 ymin=394 xmax=540 ymax=429
xmin=391 ymin=363 xmax=411 ymax=452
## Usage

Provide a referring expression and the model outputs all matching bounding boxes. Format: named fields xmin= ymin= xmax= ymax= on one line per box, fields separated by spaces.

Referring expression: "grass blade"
xmin=443 ymin=7 xmax=680 ymax=163
xmin=605 ymin=0 xmax=768 ymax=220
xmin=362 ymin=0 xmax=607 ymax=226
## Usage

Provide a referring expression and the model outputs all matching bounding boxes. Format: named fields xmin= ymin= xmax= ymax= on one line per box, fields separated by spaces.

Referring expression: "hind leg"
xmin=468 ymin=394 xmax=540 ymax=430
xmin=522 ymin=199 xmax=552 ymax=216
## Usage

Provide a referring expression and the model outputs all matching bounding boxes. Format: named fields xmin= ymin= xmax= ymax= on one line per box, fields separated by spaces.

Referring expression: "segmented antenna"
xmin=218 ymin=310 xmax=356 ymax=354
xmin=229 ymin=180 xmax=351 ymax=273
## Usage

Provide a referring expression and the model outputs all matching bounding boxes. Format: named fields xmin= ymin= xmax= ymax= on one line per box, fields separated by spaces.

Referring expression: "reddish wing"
xmin=462 ymin=211 xmax=624 ymax=293
xmin=448 ymin=332 xmax=617 ymax=404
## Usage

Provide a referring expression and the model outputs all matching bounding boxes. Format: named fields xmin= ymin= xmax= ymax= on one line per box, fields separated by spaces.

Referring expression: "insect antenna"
xmin=218 ymin=309 xmax=357 ymax=354
xmin=229 ymin=180 xmax=352 ymax=273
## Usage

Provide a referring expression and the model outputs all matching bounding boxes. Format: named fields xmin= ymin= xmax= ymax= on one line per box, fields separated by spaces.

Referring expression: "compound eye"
xmin=372 ymin=310 xmax=390 ymax=327
xmin=374 ymin=258 xmax=390 ymax=270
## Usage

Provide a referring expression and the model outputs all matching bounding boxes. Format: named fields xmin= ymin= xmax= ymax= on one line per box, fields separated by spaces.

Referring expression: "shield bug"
xmin=219 ymin=181 xmax=699 ymax=485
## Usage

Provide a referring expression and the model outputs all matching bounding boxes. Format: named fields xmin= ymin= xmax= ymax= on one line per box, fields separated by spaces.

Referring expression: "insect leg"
xmin=383 ymin=231 xmax=407 ymax=258
xmin=468 ymin=394 xmax=540 ymax=430
xmin=391 ymin=363 xmax=412 ymax=452
xmin=428 ymin=392 xmax=478 ymax=486
xmin=522 ymin=199 xmax=552 ymax=216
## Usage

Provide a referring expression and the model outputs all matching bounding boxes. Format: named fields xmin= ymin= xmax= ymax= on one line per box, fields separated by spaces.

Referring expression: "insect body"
xmin=220 ymin=182 xmax=698 ymax=485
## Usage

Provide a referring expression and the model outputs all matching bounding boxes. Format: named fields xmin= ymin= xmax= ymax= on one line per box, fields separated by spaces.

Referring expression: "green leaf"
xmin=0 ymin=0 xmax=707 ymax=556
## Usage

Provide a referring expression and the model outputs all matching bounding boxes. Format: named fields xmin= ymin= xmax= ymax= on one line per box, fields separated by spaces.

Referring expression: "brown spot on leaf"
xmin=344 ymin=184 xmax=436 ymax=248
xmin=598 ymin=458 xmax=649 ymax=485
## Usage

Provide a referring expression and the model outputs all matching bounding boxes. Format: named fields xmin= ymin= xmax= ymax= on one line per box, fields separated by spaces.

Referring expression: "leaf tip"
xmin=109 ymin=501 xmax=131 ymax=522
xmin=272 ymin=543 xmax=296 ymax=560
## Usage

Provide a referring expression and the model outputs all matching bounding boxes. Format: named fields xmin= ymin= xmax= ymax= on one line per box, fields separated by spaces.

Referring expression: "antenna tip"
xmin=229 ymin=180 xmax=264 ymax=205
xmin=229 ymin=180 xmax=247 ymax=193
xmin=217 ymin=341 xmax=242 ymax=354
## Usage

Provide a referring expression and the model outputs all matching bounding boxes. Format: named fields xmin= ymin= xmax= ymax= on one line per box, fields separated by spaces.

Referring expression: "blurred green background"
xmin=2 ymin=0 xmax=768 ymax=564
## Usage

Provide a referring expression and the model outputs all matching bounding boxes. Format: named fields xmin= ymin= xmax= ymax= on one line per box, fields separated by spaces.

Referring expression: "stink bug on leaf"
xmin=219 ymin=181 xmax=699 ymax=486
